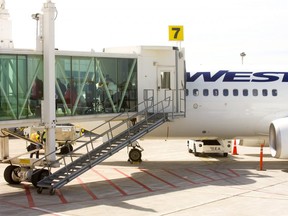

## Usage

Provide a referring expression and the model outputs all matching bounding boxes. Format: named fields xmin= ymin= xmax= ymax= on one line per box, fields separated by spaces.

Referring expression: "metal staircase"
xmin=33 ymin=98 xmax=176 ymax=193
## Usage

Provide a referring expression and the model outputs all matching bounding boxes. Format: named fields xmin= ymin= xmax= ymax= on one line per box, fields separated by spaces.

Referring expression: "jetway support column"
xmin=42 ymin=1 xmax=56 ymax=163
xmin=0 ymin=130 xmax=9 ymax=160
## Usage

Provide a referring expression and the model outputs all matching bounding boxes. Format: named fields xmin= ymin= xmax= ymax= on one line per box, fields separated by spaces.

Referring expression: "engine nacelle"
xmin=269 ymin=118 xmax=288 ymax=158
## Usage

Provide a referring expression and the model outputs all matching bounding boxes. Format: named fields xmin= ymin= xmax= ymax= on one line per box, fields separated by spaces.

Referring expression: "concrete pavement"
xmin=1 ymin=138 xmax=288 ymax=215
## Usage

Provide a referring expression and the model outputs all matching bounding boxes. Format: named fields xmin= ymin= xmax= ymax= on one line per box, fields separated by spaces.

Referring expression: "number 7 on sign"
xmin=169 ymin=26 xmax=184 ymax=41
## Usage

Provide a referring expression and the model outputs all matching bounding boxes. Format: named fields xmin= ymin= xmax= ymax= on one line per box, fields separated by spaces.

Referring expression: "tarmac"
xmin=1 ymin=138 xmax=288 ymax=216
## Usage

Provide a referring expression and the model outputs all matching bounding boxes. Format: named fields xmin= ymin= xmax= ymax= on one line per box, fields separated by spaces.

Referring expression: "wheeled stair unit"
xmin=34 ymin=101 xmax=170 ymax=194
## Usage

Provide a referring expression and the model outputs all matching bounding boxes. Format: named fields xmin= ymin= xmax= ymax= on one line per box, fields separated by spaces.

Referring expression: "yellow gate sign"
xmin=169 ymin=26 xmax=184 ymax=41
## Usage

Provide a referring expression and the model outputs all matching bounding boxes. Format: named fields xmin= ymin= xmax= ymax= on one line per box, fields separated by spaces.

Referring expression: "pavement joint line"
xmin=159 ymin=182 xmax=284 ymax=216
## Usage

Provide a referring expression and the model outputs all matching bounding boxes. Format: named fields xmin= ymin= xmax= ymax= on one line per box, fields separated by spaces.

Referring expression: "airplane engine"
xmin=269 ymin=118 xmax=288 ymax=158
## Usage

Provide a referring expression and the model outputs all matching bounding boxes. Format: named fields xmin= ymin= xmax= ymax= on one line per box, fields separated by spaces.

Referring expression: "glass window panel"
xmin=117 ymin=59 xmax=137 ymax=111
xmin=0 ymin=55 xmax=17 ymax=120
xmin=70 ymin=57 xmax=94 ymax=115
xmin=160 ymin=71 xmax=171 ymax=89
xmin=27 ymin=55 xmax=43 ymax=118
xmin=56 ymin=56 xmax=71 ymax=116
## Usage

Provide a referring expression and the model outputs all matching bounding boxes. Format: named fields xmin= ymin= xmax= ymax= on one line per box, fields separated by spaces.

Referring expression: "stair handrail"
xmin=32 ymin=95 xmax=172 ymax=169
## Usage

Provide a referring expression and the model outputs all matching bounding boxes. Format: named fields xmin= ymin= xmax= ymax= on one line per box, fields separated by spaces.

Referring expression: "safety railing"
xmin=32 ymin=93 xmax=172 ymax=171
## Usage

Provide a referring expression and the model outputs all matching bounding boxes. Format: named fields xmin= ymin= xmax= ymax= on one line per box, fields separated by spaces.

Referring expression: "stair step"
xmin=37 ymin=113 xmax=167 ymax=190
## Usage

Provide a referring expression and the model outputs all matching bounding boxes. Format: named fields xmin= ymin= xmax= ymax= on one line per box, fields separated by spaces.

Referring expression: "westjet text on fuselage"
xmin=186 ymin=71 xmax=288 ymax=82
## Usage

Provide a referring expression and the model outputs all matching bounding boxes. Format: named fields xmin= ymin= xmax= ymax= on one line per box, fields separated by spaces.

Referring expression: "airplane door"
xmin=157 ymin=67 xmax=175 ymax=111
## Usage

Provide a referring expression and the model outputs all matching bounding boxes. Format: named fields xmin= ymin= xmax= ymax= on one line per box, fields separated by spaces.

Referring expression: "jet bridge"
xmin=0 ymin=45 xmax=186 ymax=160
xmin=0 ymin=1 xmax=186 ymax=191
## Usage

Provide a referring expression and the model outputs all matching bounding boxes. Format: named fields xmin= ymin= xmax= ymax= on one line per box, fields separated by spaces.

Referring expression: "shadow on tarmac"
xmin=1 ymin=156 xmax=285 ymax=215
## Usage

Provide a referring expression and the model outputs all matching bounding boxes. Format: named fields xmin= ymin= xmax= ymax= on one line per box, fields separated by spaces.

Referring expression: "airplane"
xmin=138 ymin=66 xmax=288 ymax=159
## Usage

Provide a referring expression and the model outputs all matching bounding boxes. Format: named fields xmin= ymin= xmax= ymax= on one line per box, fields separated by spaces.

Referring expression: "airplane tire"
xmin=4 ymin=165 xmax=21 ymax=184
xmin=129 ymin=148 xmax=142 ymax=162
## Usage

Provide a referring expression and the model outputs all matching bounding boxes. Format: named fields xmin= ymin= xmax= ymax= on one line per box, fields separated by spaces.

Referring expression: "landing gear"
xmin=129 ymin=148 xmax=142 ymax=162
xmin=128 ymin=141 xmax=144 ymax=163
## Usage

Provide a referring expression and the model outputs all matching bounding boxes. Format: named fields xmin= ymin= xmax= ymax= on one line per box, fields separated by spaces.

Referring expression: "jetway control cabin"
xmin=0 ymin=46 xmax=186 ymax=128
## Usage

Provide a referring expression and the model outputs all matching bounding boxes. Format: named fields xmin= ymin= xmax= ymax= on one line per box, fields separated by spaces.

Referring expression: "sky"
xmin=4 ymin=0 xmax=288 ymax=69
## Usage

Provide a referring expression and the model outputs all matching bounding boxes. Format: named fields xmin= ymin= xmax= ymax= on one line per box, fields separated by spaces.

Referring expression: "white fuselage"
xmin=146 ymin=67 xmax=288 ymax=140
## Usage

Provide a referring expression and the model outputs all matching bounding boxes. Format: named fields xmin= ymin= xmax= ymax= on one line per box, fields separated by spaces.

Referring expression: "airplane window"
xmin=253 ymin=89 xmax=258 ymax=96
xmin=262 ymin=89 xmax=268 ymax=96
xmin=203 ymin=89 xmax=209 ymax=96
xmin=193 ymin=89 xmax=199 ymax=96
xmin=213 ymin=89 xmax=219 ymax=96
xmin=243 ymin=89 xmax=248 ymax=96
xmin=233 ymin=89 xmax=238 ymax=96
xmin=272 ymin=89 xmax=278 ymax=96
xmin=223 ymin=89 xmax=229 ymax=96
